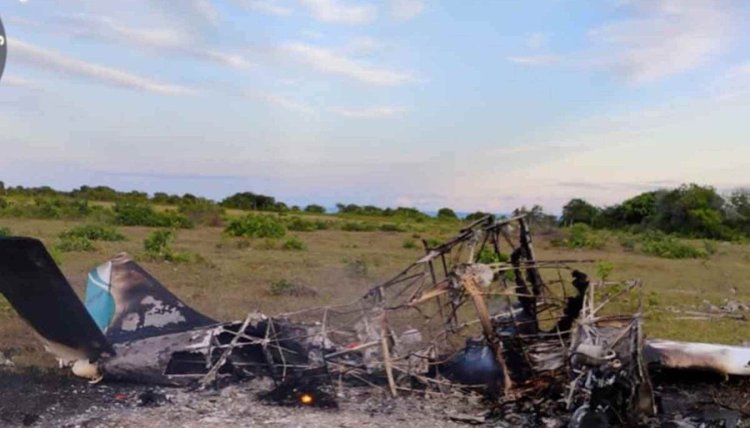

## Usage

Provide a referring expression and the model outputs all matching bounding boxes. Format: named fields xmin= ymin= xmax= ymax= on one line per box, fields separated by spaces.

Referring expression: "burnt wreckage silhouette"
xmin=1 ymin=215 xmax=749 ymax=426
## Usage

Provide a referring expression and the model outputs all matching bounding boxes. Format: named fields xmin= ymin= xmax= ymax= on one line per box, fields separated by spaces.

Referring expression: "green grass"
xmin=1 ymin=216 xmax=749 ymax=369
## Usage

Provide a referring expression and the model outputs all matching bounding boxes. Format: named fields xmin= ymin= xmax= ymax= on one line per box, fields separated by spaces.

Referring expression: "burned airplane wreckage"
xmin=1 ymin=215 xmax=750 ymax=426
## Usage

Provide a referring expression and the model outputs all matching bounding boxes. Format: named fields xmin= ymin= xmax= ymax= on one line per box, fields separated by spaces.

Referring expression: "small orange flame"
xmin=300 ymin=393 xmax=314 ymax=405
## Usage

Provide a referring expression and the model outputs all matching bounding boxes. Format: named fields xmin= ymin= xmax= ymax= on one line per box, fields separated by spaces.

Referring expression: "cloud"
xmin=236 ymin=0 xmax=293 ymax=16
xmin=343 ymin=36 xmax=385 ymax=55
xmin=10 ymin=38 xmax=195 ymax=95
xmin=52 ymin=14 xmax=253 ymax=70
xmin=525 ymin=32 xmax=547 ymax=49
xmin=237 ymin=88 xmax=315 ymax=114
xmin=331 ymin=106 xmax=407 ymax=118
xmin=263 ymin=93 xmax=315 ymax=114
xmin=2 ymin=75 xmax=40 ymax=89
xmin=711 ymin=61 xmax=750 ymax=100
xmin=507 ymin=55 xmax=561 ymax=66
xmin=299 ymin=0 xmax=376 ymax=25
xmin=390 ymin=0 xmax=425 ymax=20
xmin=587 ymin=0 xmax=734 ymax=83
xmin=150 ymin=0 xmax=220 ymax=30
xmin=280 ymin=42 xmax=413 ymax=85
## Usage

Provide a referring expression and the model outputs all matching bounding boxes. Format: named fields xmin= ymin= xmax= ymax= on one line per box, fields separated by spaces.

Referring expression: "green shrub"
xmin=0 ymin=226 xmax=10 ymax=237
xmin=56 ymin=235 xmax=96 ymax=252
xmin=286 ymin=216 xmax=329 ymax=232
xmin=178 ymin=202 xmax=224 ymax=227
xmin=618 ymin=234 xmax=637 ymax=252
xmin=639 ymin=231 xmax=707 ymax=259
xmin=60 ymin=224 xmax=125 ymax=241
xmin=268 ymin=279 xmax=318 ymax=297
xmin=143 ymin=229 xmax=191 ymax=262
xmin=0 ymin=198 xmax=105 ymax=220
xmin=269 ymin=279 xmax=294 ymax=296
xmin=424 ymin=237 xmax=442 ymax=248
xmin=402 ymin=239 xmax=418 ymax=249
xmin=596 ymin=261 xmax=614 ymax=281
xmin=477 ymin=248 xmax=510 ymax=263
xmin=114 ymin=202 xmax=192 ymax=228
xmin=225 ymin=214 xmax=286 ymax=238
xmin=281 ymin=236 xmax=306 ymax=251
xmin=345 ymin=257 xmax=370 ymax=276
xmin=703 ymin=240 xmax=718 ymax=256
xmin=552 ymin=224 xmax=608 ymax=250
xmin=379 ymin=223 xmax=406 ymax=232
xmin=341 ymin=221 xmax=377 ymax=232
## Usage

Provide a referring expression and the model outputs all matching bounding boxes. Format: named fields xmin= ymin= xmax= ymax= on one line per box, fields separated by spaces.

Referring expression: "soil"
xmin=1 ymin=366 xmax=749 ymax=427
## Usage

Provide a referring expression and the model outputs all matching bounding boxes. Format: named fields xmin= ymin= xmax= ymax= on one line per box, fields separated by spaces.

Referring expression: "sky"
xmin=1 ymin=0 xmax=749 ymax=213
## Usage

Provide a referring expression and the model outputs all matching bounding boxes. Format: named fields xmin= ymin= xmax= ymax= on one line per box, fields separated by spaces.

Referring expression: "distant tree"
xmin=652 ymin=184 xmax=729 ymax=239
xmin=304 ymin=204 xmax=326 ymax=214
xmin=437 ymin=207 xmax=458 ymax=221
xmin=336 ymin=203 xmax=363 ymax=214
xmin=513 ymin=205 xmax=557 ymax=229
xmin=560 ymin=198 xmax=600 ymax=226
xmin=465 ymin=211 xmax=492 ymax=222
xmin=0 ymin=181 xmax=4 ymax=195
xmin=726 ymin=188 xmax=750 ymax=234
xmin=221 ymin=192 xmax=277 ymax=211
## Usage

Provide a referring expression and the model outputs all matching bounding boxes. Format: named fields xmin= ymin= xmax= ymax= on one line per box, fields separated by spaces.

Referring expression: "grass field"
xmin=1 ymin=216 xmax=749 ymax=369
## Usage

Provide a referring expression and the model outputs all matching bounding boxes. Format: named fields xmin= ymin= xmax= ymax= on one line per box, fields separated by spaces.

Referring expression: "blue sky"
xmin=1 ymin=0 xmax=749 ymax=213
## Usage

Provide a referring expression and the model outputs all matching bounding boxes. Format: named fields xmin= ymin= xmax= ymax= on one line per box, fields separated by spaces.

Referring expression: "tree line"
xmin=560 ymin=184 xmax=750 ymax=240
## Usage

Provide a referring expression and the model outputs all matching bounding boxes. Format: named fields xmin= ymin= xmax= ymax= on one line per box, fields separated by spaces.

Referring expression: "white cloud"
xmin=331 ymin=106 xmax=407 ymax=118
xmin=2 ymin=75 xmax=40 ymax=89
xmin=299 ymin=0 xmax=376 ymax=25
xmin=52 ymin=14 xmax=253 ymax=70
xmin=150 ymin=0 xmax=220 ymax=30
xmin=343 ymin=36 xmax=385 ymax=54
xmin=525 ymin=32 xmax=547 ymax=49
xmin=281 ymin=42 xmax=413 ymax=85
xmin=390 ymin=0 xmax=425 ymax=21
xmin=236 ymin=0 xmax=293 ymax=16
xmin=588 ymin=0 xmax=734 ymax=83
xmin=263 ymin=93 xmax=315 ymax=114
xmin=507 ymin=55 xmax=561 ymax=66
xmin=10 ymin=38 xmax=194 ymax=95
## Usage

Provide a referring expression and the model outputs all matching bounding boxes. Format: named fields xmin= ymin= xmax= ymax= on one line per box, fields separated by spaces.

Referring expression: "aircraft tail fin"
xmin=84 ymin=253 xmax=216 ymax=343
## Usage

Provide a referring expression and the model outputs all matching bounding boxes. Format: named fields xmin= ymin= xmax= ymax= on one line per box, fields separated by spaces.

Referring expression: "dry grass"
xmin=1 ymin=218 xmax=749 ymax=368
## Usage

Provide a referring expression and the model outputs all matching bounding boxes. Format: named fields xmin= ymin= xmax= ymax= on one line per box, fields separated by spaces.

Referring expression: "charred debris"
xmin=1 ymin=215 xmax=749 ymax=427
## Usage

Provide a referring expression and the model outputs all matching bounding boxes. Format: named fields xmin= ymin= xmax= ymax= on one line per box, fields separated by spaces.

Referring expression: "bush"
xmin=225 ymin=214 xmax=286 ymax=238
xmin=268 ymin=279 xmax=318 ymax=297
xmin=0 ymin=226 xmax=10 ymax=237
xmin=56 ymin=235 xmax=96 ymax=252
xmin=437 ymin=207 xmax=458 ymax=221
xmin=596 ymin=261 xmax=614 ymax=281
xmin=402 ymin=239 xmax=418 ymax=249
xmin=60 ymin=224 xmax=125 ymax=241
xmin=143 ymin=229 xmax=191 ymax=262
xmin=639 ymin=231 xmax=707 ymax=259
xmin=114 ymin=202 xmax=192 ymax=228
xmin=477 ymin=248 xmax=510 ymax=263
xmin=341 ymin=221 xmax=377 ymax=232
xmin=281 ymin=236 xmax=306 ymax=251
xmin=552 ymin=224 xmax=608 ymax=249
xmin=618 ymin=234 xmax=637 ymax=252
xmin=178 ymin=202 xmax=224 ymax=227
xmin=304 ymin=204 xmax=326 ymax=214
xmin=286 ymin=216 xmax=328 ymax=232
xmin=269 ymin=279 xmax=294 ymax=296
xmin=379 ymin=223 xmax=406 ymax=232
